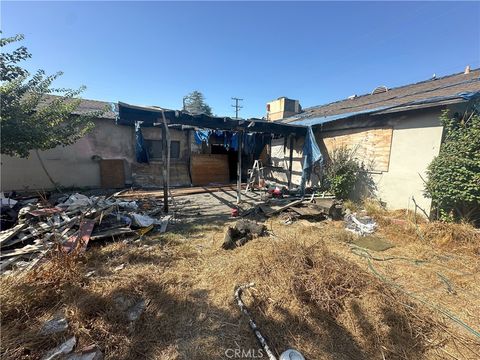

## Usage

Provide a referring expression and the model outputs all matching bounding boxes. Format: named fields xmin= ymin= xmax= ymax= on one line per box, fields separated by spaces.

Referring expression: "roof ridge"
xmin=303 ymin=68 xmax=480 ymax=112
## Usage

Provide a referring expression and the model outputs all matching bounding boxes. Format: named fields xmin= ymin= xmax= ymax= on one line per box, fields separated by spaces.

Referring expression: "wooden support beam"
xmin=288 ymin=135 xmax=294 ymax=188
xmin=186 ymin=129 xmax=193 ymax=186
xmin=236 ymin=131 xmax=243 ymax=204
xmin=161 ymin=110 xmax=171 ymax=213
xmin=161 ymin=124 xmax=169 ymax=213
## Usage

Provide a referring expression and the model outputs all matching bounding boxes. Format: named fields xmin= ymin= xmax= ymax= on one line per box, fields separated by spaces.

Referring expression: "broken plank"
xmin=0 ymin=255 xmax=21 ymax=271
xmin=0 ymin=244 xmax=44 ymax=258
xmin=78 ymin=220 xmax=96 ymax=253
xmin=90 ymin=227 xmax=133 ymax=240
xmin=260 ymin=199 xmax=304 ymax=217
xmin=0 ymin=223 xmax=27 ymax=247
xmin=290 ymin=206 xmax=325 ymax=217
xmin=28 ymin=207 xmax=62 ymax=217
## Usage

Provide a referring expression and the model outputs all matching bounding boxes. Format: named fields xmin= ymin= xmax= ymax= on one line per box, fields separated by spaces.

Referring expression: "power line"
xmin=231 ymin=97 xmax=243 ymax=119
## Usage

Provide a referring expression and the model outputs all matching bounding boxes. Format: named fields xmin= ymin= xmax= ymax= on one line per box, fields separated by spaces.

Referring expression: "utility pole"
xmin=231 ymin=97 xmax=243 ymax=119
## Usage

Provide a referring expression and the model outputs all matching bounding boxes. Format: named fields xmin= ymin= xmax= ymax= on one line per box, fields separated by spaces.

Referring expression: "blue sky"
xmin=2 ymin=1 xmax=479 ymax=118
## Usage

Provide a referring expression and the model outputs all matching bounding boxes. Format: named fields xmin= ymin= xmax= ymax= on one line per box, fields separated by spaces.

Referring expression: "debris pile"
xmin=222 ymin=219 xmax=266 ymax=249
xmin=344 ymin=212 xmax=377 ymax=236
xmin=256 ymin=196 xmax=343 ymax=221
xmin=0 ymin=193 xmax=170 ymax=274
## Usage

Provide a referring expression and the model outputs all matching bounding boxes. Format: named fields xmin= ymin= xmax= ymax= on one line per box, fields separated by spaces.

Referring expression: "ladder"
xmin=245 ymin=160 xmax=264 ymax=192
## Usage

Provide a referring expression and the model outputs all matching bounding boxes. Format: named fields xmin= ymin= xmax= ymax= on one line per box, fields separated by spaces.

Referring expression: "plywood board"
xmin=191 ymin=154 xmax=230 ymax=186
xmin=100 ymin=159 xmax=125 ymax=188
xmin=320 ymin=127 xmax=393 ymax=172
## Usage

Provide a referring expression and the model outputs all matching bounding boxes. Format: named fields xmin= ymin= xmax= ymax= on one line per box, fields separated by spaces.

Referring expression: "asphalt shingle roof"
xmin=282 ymin=69 xmax=480 ymax=123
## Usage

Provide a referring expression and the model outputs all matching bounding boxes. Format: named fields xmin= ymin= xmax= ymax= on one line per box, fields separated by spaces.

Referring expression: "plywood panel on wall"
xmin=100 ymin=159 xmax=125 ymax=188
xmin=191 ymin=154 xmax=230 ymax=186
xmin=320 ymin=127 xmax=393 ymax=172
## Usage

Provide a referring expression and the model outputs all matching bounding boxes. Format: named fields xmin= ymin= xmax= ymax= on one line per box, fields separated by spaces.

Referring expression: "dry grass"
xmin=1 ymin=215 xmax=479 ymax=360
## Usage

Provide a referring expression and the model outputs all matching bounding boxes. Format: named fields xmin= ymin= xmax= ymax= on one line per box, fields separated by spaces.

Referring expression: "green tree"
xmin=425 ymin=109 xmax=480 ymax=223
xmin=1 ymin=33 xmax=100 ymax=158
xmin=183 ymin=90 xmax=213 ymax=115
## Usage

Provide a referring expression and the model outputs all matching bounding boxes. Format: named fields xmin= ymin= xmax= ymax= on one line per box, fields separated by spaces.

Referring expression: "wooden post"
xmin=161 ymin=111 xmax=171 ymax=213
xmin=186 ymin=129 xmax=193 ymax=186
xmin=161 ymin=125 xmax=168 ymax=213
xmin=236 ymin=131 xmax=243 ymax=204
xmin=288 ymin=135 xmax=294 ymax=188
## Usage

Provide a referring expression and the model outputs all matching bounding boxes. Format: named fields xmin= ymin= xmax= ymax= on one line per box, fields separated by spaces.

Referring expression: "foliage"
xmin=324 ymin=146 xmax=366 ymax=200
xmin=1 ymin=33 xmax=100 ymax=158
xmin=183 ymin=90 xmax=213 ymax=115
xmin=425 ymin=109 xmax=480 ymax=223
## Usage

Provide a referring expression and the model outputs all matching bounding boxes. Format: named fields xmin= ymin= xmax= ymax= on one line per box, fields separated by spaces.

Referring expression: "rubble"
xmin=0 ymin=192 xmax=171 ymax=274
xmin=41 ymin=336 xmax=76 ymax=360
xmin=40 ymin=314 xmax=69 ymax=335
xmin=65 ymin=345 xmax=103 ymax=360
xmin=344 ymin=213 xmax=377 ymax=236
xmin=222 ymin=219 xmax=266 ymax=249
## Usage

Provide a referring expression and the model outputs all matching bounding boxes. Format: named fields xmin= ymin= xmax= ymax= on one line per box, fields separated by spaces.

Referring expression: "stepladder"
xmin=245 ymin=160 xmax=264 ymax=192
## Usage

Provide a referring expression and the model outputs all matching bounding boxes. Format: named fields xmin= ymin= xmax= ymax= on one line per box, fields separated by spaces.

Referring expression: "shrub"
xmin=324 ymin=146 xmax=365 ymax=200
xmin=425 ymin=109 xmax=480 ymax=224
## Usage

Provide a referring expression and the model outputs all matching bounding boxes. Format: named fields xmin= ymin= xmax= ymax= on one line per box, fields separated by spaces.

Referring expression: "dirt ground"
xmin=1 ymin=190 xmax=479 ymax=360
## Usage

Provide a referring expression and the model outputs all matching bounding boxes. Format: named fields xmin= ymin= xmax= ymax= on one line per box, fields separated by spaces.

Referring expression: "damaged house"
xmin=266 ymin=68 xmax=480 ymax=213
xmin=1 ymin=98 xmax=305 ymax=194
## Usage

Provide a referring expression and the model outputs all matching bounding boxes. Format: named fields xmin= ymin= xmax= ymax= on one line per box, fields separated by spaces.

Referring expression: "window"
xmin=145 ymin=140 xmax=180 ymax=160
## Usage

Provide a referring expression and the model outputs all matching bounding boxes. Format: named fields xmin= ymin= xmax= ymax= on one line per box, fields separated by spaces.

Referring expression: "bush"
xmin=324 ymin=146 xmax=365 ymax=200
xmin=425 ymin=109 xmax=480 ymax=224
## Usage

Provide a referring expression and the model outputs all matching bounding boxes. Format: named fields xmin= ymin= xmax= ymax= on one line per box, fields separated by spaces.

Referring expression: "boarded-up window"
xmin=145 ymin=140 xmax=180 ymax=160
xmin=320 ymin=127 xmax=393 ymax=172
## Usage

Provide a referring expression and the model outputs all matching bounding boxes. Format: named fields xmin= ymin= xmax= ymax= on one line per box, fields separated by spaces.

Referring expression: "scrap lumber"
xmin=62 ymin=220 xmax=96 ymax=254
xmin=28 ymin=207 xmax=62 ymax=217
xmin=90 ymin=227 xmax=133 ymax=240
xmin=0 ymin=244 xmax=44 ymax=258
xmin=0 ymin=223 xmax=27 ymax=247
xmin=0 ymin=256 xmax=21 ymax=271
xmin=260 ymin=199 xmax=304 ymax=217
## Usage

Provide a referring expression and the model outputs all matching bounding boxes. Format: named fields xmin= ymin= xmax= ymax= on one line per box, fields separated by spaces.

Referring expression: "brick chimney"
xmin=266 ymin=97 xmax=301 ymax=121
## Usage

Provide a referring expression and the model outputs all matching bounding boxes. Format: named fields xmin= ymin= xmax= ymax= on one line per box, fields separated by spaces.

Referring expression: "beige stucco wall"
xmin=276 ymin=108 xmax=448 ymax=212
xmin=370 ymin=111 xmax=443 ymax=212
xmin=0 ymin=119 xmax=195 ymax=191
xmin=1 ymin=118 xmax=135 ymax=191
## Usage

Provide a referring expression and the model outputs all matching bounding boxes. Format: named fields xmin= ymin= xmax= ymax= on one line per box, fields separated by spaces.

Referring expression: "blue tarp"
xmin=194 ymin=129 xmax=211 ymax=145
xmin=135 ymin=122 xmax=149 ymax=163
xmin=300 ymin=126 xmax=323 ymax=193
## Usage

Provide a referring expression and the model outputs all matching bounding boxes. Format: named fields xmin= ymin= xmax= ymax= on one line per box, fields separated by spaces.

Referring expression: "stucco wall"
xmin=370 ymin=111 xmax=443 ymax=212
xmin=278 ymin=108 xmax=448 ymax=212
xmin=1 ymin=118 xmax=135 ymax=191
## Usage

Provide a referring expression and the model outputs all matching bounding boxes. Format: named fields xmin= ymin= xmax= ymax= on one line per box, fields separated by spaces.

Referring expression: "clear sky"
xmin=2 ymin=1 xmax=479 ymax=118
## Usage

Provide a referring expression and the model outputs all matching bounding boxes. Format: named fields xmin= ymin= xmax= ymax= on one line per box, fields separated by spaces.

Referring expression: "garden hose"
xmin=234 ymin=283 xmax=306 ymax=360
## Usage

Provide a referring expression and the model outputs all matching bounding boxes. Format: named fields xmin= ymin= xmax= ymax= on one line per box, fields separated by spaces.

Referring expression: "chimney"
xmin=464 ymin=65 xmax=471 ymax=74
xmin=266 ymin=97 xmax=301 ymax=121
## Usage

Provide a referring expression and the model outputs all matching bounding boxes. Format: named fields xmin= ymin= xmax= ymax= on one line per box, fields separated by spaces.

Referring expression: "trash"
xmin=222 ymin=220 xmax=266 ymax=250
xmin=40 ymin=315 xmax=68 ymax=335
xmin=113 ymin=264 xmax=125 ymax=272
xmin=41 ymin=336 xmax=76 ymax=360
xmin=65 ymin=344 xmax=103 ymax=360
xmin=85 ymin=270 xmax=96 ymax=278
xmin=0 ymin=191 xmax=169 ymax=274
xmin=345 ymin=213 xmax=376 ymax=236
xmin=127 ymin=299 xmax=147 ymax=322
xmin=279 ymin=349 xmax=305 ymax=360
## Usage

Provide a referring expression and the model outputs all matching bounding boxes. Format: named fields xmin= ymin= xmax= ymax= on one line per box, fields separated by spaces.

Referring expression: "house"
xmin=0 ymin=98 xmax=305 ymax=193
xmin=265 ymin=67 xmax=480 ymax=213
